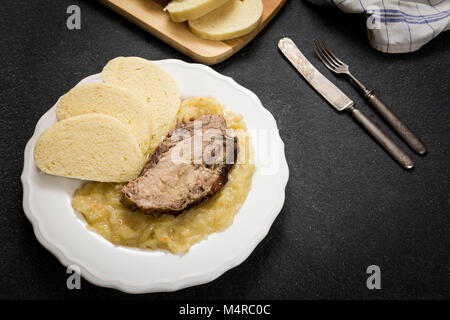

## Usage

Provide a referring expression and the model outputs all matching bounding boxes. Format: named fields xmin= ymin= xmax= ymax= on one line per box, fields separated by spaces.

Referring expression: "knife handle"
xmin=365 ymin=91 xmax=427 ymax=155
xmin=348 ymin=106 xmax=414 ymax=170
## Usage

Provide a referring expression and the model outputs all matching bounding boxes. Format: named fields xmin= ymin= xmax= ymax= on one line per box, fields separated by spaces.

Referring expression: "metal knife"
xmin=278 ymin=37 xmax=414 ymax=169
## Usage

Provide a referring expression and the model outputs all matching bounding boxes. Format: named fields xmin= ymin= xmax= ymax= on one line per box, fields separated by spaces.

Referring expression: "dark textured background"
xmin=1 ymin=0 xmax=449 ymax=299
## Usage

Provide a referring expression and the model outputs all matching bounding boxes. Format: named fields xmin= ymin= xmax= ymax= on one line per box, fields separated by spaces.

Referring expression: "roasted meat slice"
xmin=121 ymin=115 xmax=238 ymax=215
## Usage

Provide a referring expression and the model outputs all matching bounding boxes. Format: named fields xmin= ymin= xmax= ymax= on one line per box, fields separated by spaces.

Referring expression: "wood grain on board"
xmin=99 ymin=0 xmax=286 ymax=65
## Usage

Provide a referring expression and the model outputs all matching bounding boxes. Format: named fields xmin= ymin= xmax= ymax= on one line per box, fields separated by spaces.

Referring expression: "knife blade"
xmin=278 ymin=37 xmax=354 ymax=111
xmin=278 ymin=37 xmax=414 ymax=169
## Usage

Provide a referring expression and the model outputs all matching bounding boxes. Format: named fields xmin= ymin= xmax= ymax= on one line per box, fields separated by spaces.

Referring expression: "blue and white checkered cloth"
xmin=308 ymin=0 xmax=450 ymax=53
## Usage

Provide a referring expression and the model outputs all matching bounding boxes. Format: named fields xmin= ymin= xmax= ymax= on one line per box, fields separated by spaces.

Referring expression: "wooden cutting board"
xmin=99 ymin=0 xmax=286 ymax=65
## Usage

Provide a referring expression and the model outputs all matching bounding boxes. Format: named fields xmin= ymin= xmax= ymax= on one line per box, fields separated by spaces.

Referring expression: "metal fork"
xmin=313 ymin=38 xmax=427 ymax=155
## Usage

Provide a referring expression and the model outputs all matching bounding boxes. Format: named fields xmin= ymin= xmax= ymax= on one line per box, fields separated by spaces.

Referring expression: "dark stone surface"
xmin=0 ymin=0 xmax=449 ymax=299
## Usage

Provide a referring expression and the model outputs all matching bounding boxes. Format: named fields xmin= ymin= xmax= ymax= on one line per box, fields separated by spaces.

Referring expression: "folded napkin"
xmin=308 ymin=0 xmax=450 ymax=53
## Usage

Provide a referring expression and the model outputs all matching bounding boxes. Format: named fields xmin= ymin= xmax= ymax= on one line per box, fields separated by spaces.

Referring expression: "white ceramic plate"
xmin=21 ymin=59 xmax=289 ymax=293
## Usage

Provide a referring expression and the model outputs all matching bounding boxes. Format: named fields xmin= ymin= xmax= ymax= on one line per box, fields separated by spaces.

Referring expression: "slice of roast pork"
xmin=121 ymin=115 xmax=238 ymax=215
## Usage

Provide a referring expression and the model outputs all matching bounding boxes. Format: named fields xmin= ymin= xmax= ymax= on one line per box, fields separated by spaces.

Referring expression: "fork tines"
xmin=313 ymin=39 xmax=346 ymax=72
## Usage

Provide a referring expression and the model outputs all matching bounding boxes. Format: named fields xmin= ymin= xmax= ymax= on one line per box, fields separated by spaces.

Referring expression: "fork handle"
xmin=365 ymin=91 xmax=427 ymax=155
xmin=348 ymin=106 xmax=414 ymax=170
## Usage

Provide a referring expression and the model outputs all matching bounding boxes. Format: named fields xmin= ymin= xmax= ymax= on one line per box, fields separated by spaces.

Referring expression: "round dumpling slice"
xmin=102 ymin=57 xmax=180 ymax=151
xmin=56 ymin=83 xmax=151 ymax=154
xmin=165 ymin=0 xmax=231 ymax=22
xmin=34 ymin=114 xmax=145 ymax=182
xmin=188 ymin=0 xmax=263 ymax=41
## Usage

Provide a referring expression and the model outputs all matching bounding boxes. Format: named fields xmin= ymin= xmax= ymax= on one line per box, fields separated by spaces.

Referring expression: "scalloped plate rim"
xmin=21 ymin=59 xmax=289 ymax=293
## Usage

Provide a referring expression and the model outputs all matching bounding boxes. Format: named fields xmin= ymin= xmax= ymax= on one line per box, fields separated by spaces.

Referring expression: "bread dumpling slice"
xmin=165 ymin=0 xmax=230 ymax=22
xmin=56 ymin=83 xmax=151 ymax=153
xmin=102 ymin=57 xmax=180 ymax=151
xmin=34 ymin=114 xmax=145 ymax=182
xmin=188 ymin=0 xmax=263 ymax=41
